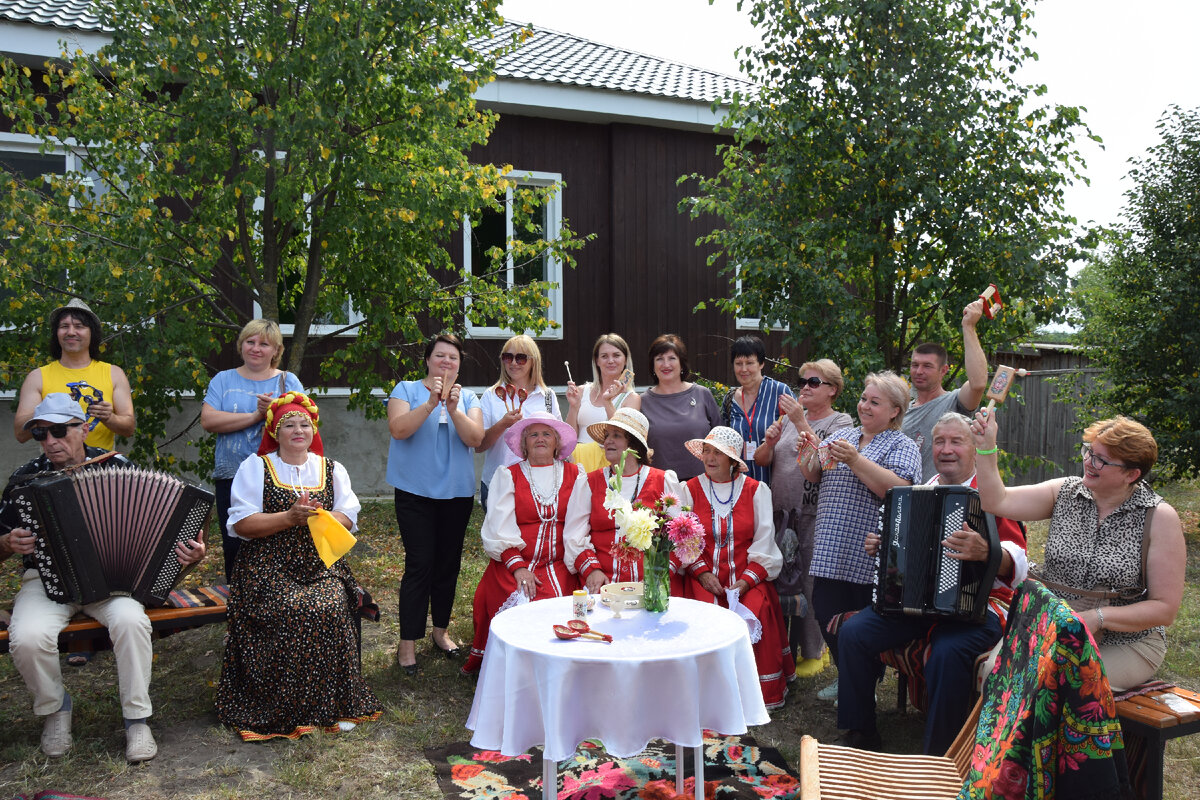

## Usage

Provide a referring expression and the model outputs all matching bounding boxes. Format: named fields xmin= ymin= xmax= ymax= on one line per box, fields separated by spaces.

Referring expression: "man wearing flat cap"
xmin=13 ymin=298 xmax=136 ymax=449
xmin=0 ymin=394 xmax=205 ymax=762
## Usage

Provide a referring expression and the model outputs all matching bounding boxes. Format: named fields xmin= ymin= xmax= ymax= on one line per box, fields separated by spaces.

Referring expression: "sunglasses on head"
xmin=29 ymin=422 xmax=84 ymax=441
xmin=799 ymin=377 xmax=832 ymax=388
xmin=501 ymin=352 xmax=529 ymax=365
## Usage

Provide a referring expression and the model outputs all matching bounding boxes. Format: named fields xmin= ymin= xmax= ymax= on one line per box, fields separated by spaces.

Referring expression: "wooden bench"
xmin=1116 ymin=684 xmax=1200 ymax=800
xmin=0 ymin=585 xmax=230 ymax=656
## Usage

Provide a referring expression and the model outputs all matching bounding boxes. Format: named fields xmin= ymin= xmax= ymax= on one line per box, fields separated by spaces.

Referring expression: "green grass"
xmin=1 ymin=484 xmax=1198 ymax=798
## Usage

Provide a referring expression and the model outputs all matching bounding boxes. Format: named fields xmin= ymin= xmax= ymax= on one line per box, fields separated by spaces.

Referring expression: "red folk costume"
xmin=463 ymin=461 xmax=587 ymax=673
xmin=567 ymin=466 xmax=675 ymax=583
xmin=678 ymin=474 xmax=796 ymax=709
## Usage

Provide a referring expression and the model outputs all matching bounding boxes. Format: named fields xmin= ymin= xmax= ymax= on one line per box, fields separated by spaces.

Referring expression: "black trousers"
xmin=812 ymin=576 xmax=875 ymax=665
xmin=215 ymin=478 xmax=240 ymax=584
xmin=394 ymin=489 xmax=474 ymax=640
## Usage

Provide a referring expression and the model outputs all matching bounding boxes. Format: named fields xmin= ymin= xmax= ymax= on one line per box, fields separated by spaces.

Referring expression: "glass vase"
xmin=642 ymin=546 xmax=670 ymax=613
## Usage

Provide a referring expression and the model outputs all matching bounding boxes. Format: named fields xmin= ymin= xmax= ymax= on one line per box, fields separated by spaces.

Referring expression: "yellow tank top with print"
xmin=39 ymin=359 xmax=117 ymax=450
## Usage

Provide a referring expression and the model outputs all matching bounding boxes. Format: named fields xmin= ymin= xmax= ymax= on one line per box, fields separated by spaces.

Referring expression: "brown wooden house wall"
xmin=456 ymin=112 xmax=808 ymax=393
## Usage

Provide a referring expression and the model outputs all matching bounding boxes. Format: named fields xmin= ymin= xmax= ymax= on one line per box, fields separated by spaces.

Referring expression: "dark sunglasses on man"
xmin=501 ymin=352 xmax=529 ymax=365
xmin=798 ymin=377 xmax=832 ymax=388
xmin=29 ymin=422 xmax=85 ymax=442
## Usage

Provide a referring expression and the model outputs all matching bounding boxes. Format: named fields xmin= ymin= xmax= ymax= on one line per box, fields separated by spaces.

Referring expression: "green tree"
xmin=684 ymin=0 xmax=1094 ymax=380
xmin=1072 ymin=105 xmax=1200 ymax=473
xmin=0 ymin=0 xmax=582 ymax=467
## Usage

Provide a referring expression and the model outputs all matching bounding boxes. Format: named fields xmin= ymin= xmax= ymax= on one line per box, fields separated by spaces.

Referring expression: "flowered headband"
xmin=257 ymin=391 xmax=324 ymax=456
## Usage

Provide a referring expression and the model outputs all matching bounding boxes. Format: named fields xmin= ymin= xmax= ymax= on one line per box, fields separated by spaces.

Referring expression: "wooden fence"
xmin=988 ymin=344 xmax=1101 ymax=485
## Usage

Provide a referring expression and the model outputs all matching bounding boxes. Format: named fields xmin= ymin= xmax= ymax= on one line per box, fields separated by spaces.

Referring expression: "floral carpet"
xmin=425 ymin=733 xmax=799 ymax=800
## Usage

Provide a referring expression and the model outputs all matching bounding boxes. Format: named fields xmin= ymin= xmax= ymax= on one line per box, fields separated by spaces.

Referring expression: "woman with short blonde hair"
xmin=797 ymin=370 xmax=921 ymax=699
xmin=201 ymin=318 xmax=303 ymax=580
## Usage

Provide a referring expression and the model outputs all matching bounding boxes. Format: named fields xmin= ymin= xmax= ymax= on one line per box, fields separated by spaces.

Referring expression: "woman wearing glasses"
xmin=753 ymin=359 xmax=852 ymax=675
xmin=971 ymin=412 xmax=1185 ymax=690
xmin=477 ymin=335 xmax=562 ymax=510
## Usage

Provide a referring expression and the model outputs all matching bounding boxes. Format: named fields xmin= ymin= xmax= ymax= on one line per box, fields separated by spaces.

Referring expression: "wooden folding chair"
xmin=798 ymin=695 xmax=980 ymax=800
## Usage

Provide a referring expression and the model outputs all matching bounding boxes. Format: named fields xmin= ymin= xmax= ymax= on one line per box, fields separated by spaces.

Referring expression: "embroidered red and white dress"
xmin=463 ymin=461 xmax=589 ymax=674
xmin=565 ymin=465 xmax=683 ymax=583
xmin=677 ymin=474 xmax=796 ymax=709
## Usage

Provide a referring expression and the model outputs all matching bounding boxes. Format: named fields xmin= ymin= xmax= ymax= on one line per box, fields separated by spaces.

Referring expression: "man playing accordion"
xmin=0 ymin=394 xmax=206 ymax=762
xmin=835 ymin=412 xmax=1028 ymax=754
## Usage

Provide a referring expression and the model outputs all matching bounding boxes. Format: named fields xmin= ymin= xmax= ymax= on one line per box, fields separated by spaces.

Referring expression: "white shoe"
xmin=817 ymin=681 xmax=839 ymax=702
xmin=125 ymin=722 xmax=158 ymax=763
xmin=41 ymin=709 xmax=72 ymax=757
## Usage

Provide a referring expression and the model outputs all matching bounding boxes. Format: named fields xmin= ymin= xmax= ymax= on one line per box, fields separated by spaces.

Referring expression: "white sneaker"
xmin=817 ymin=681 xmax=839 ymax=702
xmin=125 ymin=722 xmax=158 ymax=763
xmin=41 ymin=709 xmax=72 ymax=757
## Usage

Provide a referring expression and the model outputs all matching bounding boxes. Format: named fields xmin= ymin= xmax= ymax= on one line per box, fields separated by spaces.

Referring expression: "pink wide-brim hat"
xmin=685 ymin=426 xmax=749 ymax=474
xmin=504 ymin=410 xmax=578 ymax=461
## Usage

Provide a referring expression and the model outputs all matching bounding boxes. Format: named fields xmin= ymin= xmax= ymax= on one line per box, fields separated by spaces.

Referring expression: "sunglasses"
xmin=798 ymin=377 xmax=832 ymax=388
xmin=29 ymin=422 xmax=85 ymax=441
xmin=501 ymin=352 xmax=529 ymax=365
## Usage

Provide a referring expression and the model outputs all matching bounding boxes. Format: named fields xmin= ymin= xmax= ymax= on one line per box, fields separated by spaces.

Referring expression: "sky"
xmin=498 ymin=0 xmax=1200 ymax=233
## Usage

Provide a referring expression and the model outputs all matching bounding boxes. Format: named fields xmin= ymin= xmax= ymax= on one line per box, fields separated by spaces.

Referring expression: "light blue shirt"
xmin=386 ymin=380 xmax=480 ymax=499
xmin=204 ymin=369 xmax=304 ymax=479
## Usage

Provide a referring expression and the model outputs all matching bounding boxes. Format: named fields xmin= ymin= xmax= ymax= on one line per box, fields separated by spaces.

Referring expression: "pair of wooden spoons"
xmin=552 ymin=619 xmax=612 ymax=643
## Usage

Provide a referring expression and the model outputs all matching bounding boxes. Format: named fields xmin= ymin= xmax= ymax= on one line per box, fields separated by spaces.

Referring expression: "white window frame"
xmin=733 ymin=268 xmax=790 ymax=332
xmin=0 ymin=134 xmax=83 ymax=331
xmin=0 ymin=132 xmax=85 ymax=193
xmin=249 ymin=194 xmax=363 ymax=337
xmin=462 ymin=169 xmax=563 ymax=340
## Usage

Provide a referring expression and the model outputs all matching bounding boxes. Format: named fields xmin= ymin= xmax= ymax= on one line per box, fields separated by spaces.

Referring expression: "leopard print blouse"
xmin=1044 ymin=477 xmax=1163 ymax=646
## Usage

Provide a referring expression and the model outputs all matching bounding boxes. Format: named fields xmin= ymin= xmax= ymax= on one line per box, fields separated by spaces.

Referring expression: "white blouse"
xmin=227 ymin=452 xmax=361 ymax=540
xmin=480 ymin=461 xmax=590 ymax=561
xmin=562 ymin=465 xmax=684 ymax=572
xmin=679 ymin=475 xmax=783 ymax=580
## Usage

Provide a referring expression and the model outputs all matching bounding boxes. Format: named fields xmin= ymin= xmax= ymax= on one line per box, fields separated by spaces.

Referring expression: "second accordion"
xmin=12 ymin=464 xmax=215 ymax=608
xmin=874 ymin=484 xmax=1001 ymax=624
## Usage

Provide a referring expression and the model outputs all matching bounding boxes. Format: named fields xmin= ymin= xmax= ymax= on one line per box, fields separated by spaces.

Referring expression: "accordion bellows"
xmin=14 ymin=466 xmax=215 ymax=608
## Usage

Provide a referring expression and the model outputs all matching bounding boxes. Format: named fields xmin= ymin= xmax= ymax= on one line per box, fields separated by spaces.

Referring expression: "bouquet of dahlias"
xmin=605 ymin=450 xmax=705 ymax=569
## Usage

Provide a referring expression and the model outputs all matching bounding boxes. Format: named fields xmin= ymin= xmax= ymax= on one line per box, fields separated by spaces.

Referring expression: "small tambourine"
xmin=600 ymin=581 xmax=645 ymax=609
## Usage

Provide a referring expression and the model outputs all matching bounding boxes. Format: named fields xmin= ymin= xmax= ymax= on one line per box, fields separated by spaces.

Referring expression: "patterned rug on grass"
xmin=425 ymin=733 xmax=799 ymax=800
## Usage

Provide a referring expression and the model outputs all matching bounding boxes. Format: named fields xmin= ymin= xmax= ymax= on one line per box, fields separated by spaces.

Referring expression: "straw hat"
xmin=685 ymin=426 xmax=749 ymax=474
xmin=586 ymin=408 xmax=651 ymax=455
xmin=49 ymin=297 xmax=101 ymax=329
xmin=504 ymin=410 xmax=578 ymax=461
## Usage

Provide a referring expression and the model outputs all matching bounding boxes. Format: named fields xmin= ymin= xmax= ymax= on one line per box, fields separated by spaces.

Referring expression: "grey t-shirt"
xmin=901 ymin=387 xmax=971 ymax=482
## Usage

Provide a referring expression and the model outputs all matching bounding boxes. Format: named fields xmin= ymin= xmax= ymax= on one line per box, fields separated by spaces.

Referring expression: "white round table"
xmin=466 ymin=595 xmax=769 ymax=800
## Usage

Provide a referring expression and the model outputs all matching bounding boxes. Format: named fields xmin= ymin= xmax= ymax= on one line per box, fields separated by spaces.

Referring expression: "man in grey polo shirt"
xmin=901 ymin=299 xmax=988 ymax=480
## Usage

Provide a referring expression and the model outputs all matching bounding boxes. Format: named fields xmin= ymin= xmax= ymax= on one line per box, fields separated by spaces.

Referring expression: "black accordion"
xmin=12 ymin=465 xmax=215 ymax=608
xmin=874 ymin=485 xmax=1001 ymax=624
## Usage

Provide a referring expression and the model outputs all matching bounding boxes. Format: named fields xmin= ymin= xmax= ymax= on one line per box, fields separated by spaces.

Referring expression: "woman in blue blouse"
xmin=721 ymin=335 xmax=795 ymax=484
xmin=386 ymin=333 xmax=484 ymax=674
xmin=201 ymin=318 xmax=303 ymax=581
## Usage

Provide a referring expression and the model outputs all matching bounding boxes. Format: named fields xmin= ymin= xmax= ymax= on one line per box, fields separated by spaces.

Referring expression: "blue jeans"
xmin=836 ymin=605 xmax=1003 ymax=754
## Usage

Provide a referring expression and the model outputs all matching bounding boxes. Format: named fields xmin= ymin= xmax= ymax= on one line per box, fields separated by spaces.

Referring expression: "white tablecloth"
xmin=466 ymin=595 xmax=769 ymax=762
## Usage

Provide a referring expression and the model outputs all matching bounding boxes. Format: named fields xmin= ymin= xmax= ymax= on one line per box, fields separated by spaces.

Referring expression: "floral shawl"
xmin=959 ymin=580 xmax=1127 ymax=800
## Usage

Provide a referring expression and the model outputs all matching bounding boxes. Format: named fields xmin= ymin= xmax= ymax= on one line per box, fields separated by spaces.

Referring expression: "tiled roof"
xmin=473 ymin=21 xmax=750 ymax=104
xmin=0 ymin=0 xmax=102 ymax=32
xmin=0 ymin=4 xmax=751 ymax=105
